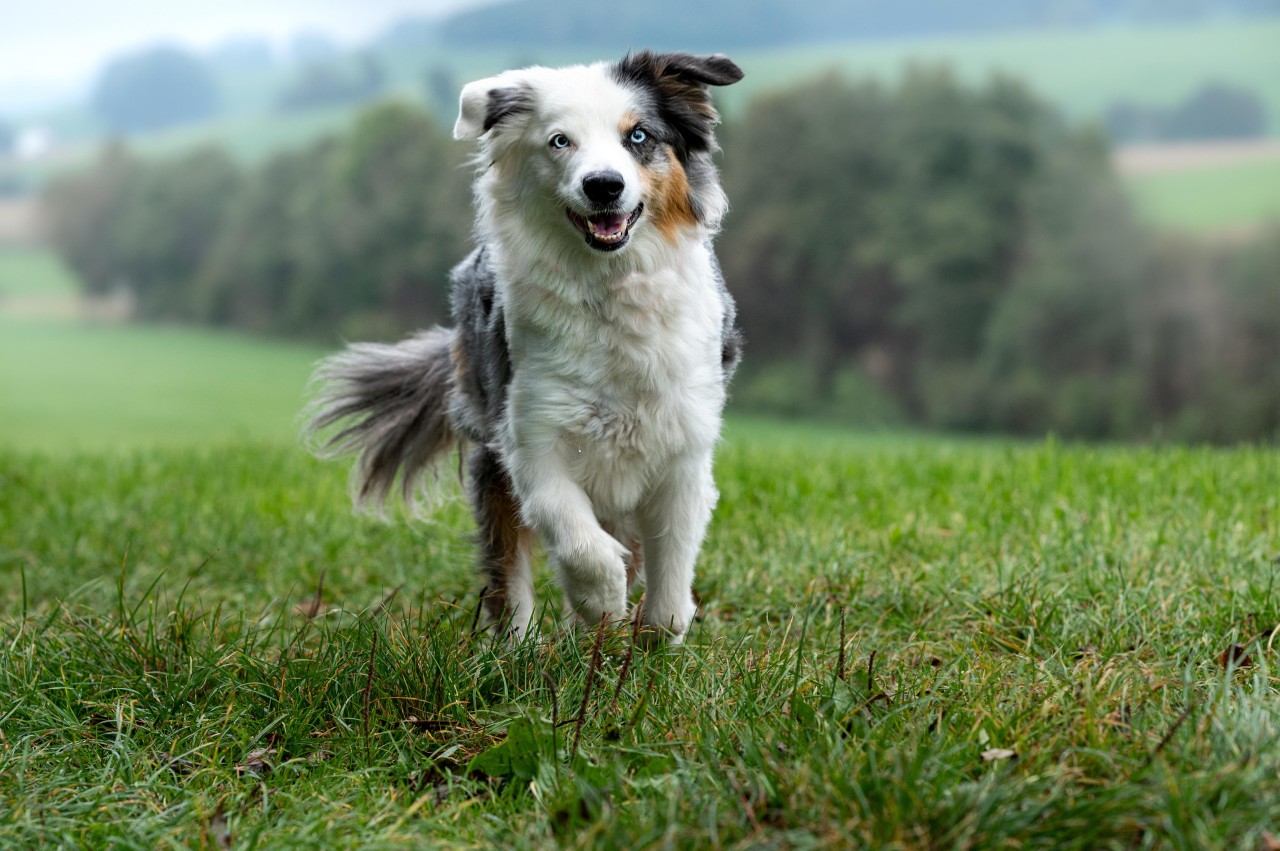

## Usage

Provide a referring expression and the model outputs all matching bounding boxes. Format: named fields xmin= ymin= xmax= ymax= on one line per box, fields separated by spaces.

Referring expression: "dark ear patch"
xmin=483 ymin=86 xmax=534 ymax=133
xmin=612 ymin=51 xmax=743 ymax=161
xmin=455 ymin=77 xmax=534 ymax=139
xmin=654 ymin=53 xmax=745 ymax=88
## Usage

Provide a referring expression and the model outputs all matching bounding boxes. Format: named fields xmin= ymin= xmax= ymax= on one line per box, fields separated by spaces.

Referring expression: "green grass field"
xmin=0 ymin=247 xmax=80 ymax=299
xmin=0 ymin=317 xmax=326 ymax=451
xmin=1127 ymin=155 xmax=1280 ymax=231
xmin=2 ymin=425 xmax=1279 ymax=847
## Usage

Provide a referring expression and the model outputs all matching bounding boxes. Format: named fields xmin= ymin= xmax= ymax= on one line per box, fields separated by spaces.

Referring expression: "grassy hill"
xmin=727 ymin=19 xmax=1280 ymax=133
xmin=11 ymin=18 xmax=1278 ymax=171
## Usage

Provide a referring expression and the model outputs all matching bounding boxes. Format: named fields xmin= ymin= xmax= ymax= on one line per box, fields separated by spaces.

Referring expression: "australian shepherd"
xmin=306 ymin=52 xmax=744 ymax=645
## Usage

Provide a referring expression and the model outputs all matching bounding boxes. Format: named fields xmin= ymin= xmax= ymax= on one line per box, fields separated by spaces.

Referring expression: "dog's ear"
xmin=651 ymin=53 xmax=744 ymax=89
xmin=454 ymin=75 xmax=534 ymax=140
xmin=613 ymin=52 xmax=743 ymax=158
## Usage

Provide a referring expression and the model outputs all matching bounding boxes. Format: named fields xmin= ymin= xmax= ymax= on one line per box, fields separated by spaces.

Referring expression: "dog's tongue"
xmin=588 ymin=213 xmax=628 ymax=238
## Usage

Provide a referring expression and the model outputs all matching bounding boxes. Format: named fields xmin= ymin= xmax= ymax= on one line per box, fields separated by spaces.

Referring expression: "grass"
xmin=0 ymin=246 xmax=80 ymax=299
xmin=0 ymin=317 xmax=326 ymax=451
xmin=1 ymin=427 xmax=1279 ymax=847
xmin=1126 ymin=155 xmax=1280 ymax=231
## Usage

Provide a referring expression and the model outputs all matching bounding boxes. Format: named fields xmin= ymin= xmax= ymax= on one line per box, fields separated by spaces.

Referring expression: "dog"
xmin=306 ymin=51 xmax=744 ymax=644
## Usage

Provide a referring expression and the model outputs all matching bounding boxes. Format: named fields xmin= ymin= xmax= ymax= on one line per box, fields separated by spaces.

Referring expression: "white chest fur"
xmin=499 ymin=238 xmax=726 ymax=517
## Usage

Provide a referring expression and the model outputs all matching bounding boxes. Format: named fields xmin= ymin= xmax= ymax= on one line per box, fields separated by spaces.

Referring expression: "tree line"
xmin=45 ymin=71 xmax=1280 ymax=442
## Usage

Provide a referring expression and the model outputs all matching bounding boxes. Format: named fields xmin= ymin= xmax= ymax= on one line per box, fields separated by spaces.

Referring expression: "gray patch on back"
xmin=447 ymin=246 xmax=513 ymax=445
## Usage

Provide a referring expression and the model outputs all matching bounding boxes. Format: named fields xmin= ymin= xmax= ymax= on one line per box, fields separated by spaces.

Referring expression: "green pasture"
xmin=0 ymin=246 xmax=80 ymax=298
xmin=729 ymin=19 xmax=1280 ymax=134
xmin=0 ymin=317 xmax=325 ymax=451
xmin=2 ymin=417 xmax=1279 ymax=847
xmin=1126 ymin=155 xmax=1280 ymax=231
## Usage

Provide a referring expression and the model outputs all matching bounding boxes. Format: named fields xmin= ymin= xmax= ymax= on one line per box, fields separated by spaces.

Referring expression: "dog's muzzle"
xmin=568 ymin=171 xmax=643 ymax=252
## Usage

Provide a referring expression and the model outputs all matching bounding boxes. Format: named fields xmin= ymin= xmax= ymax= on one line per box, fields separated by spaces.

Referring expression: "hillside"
xmin=434 ymin=0 xmax=1280 ymax=49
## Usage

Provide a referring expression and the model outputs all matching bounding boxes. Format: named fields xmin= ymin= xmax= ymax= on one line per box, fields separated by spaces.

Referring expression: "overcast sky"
xmin=0 ymin=0 xmax=491 ymax=112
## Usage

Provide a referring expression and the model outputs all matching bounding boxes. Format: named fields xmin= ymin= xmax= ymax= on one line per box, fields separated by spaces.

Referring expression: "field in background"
xmin=731 ymin=19 xmax=1280 ymax=133
xmin=10 ymin=19 xmax=1279 ymax=174
xmin=0 ymin=317 xmax=325 ymax=451
xmin=1126 ymin=153 xmax=1280 ymax=231
xmin=0 ymin=246 xmax=77 ymax=298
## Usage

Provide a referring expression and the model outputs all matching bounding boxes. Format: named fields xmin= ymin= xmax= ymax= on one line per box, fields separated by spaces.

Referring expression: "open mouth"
xmin=566 ymin=204 xmax=644 ymax=252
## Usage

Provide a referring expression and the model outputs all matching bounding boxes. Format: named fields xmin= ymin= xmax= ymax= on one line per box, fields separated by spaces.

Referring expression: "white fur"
xmin=455 ymin=63 xmax=729 ymax=642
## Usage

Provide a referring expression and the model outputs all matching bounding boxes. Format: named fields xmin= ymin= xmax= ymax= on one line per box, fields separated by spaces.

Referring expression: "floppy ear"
xmin=654 ymin=53 xmax=744 ymax=88
xmin=453 ymin=75 xmax=534 ymax=140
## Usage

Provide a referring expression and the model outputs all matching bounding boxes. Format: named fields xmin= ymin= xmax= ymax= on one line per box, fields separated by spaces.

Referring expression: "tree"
xmin=44 ymin=143 xmax=140 ymax=294
xmin=1163 ymin=82 xmax=1267 ymax=141
xmin=720 ymin=69 xmax=1067 ymax=416
xmin=90 ymin=46 xmax=220 ymax=133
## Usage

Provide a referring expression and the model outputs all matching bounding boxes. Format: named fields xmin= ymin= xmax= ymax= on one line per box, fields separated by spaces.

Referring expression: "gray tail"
xmin=304 ymin=327 xmax=459 ymax=515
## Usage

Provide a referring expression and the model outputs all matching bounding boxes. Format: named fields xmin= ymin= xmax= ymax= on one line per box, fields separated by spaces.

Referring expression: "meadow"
xmin=3 ymin=420 xmax=1280 ymax=848
xmin=2 ymin=273 xmax=1280 ymax=846
xmin=1127 ymin=155 xmax=1280 ymax=232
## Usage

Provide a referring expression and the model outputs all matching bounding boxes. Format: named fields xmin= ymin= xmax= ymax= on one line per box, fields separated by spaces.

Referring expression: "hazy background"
xmin=2 ymin=0 xmax=1278 ymax=449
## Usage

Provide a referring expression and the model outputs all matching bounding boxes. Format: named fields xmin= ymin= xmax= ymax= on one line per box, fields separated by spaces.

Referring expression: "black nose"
xmin=582 ymin=171 xmax=625 ymax=205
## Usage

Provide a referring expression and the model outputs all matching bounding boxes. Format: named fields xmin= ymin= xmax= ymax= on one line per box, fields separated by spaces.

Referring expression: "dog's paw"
xmin=636 ymin=595 xmax=696 ymax=647
xmin=557 ymin=527 xmax=629 ymax=625
xmin=564 ymin=573 xmax=628 ymax=627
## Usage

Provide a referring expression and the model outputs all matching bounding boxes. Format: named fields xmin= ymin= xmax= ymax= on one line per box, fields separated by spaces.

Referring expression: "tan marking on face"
xmin=641 ymin=146 xmax=698 ymax=243
xmin=618 ymin=111 xmax=642 ymax=136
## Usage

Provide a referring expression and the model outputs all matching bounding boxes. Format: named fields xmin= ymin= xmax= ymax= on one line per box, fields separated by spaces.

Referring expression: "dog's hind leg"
xmin=469 ymin=446 xmax=535 ymax=640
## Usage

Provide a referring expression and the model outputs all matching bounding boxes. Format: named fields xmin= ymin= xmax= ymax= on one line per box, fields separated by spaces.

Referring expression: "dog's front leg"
xmin=513 ymin=459 xmax=630 ymax=626
xmin=637 ymin=454 xmax=717 ymax=645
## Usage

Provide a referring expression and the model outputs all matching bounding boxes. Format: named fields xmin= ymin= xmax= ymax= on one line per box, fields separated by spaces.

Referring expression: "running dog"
xmin=307 ymin=51 xmax=743 ymax=644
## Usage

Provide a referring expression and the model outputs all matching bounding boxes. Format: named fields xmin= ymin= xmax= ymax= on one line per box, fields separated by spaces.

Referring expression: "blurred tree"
xmin=44 ymin=143 xmax=139 ymax=294
xmin=297 ymin=101 xmax=472 ymax=338
xmin=197 ymin=102 xmax=471 ymax=339
xmin=981 ymin=129 xmax=1147 ymax=437
xmin=192 ymin=142 xmax=331 ymax=331
xmin=722 ymin=69 xmax=1068 ymax=418
xmin=1105 ymin=81 xmax=1267 ymax=143
xmin=276 ymin=54 xmax=387 ymax=113
xmin=721 ymin=74 xmax=898 ymax=404
xmin=90 ymin=46 xmax=220 ymax=133
xmin=1163 ymin=82 xmax=1267 ymax=141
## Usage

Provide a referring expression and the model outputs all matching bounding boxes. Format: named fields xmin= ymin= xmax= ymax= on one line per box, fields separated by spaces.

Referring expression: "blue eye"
xmin=628 ymin=128 xmax=648 ymax=145
xmin=549 ymin=134 xmax=571 ymax=150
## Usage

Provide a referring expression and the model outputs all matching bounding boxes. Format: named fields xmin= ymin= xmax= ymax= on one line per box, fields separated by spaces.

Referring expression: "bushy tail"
xmin=304 ymin=328 xmax=459 ymax=515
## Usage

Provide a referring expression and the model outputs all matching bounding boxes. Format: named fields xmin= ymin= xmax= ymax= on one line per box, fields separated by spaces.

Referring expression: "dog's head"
xmin=454 ymin=52 xmax=743 ymax=253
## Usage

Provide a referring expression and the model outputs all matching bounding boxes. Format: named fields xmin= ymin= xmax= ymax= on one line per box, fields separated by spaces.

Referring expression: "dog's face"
xmin=454 ymin=52 xmax=743 ymax=254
